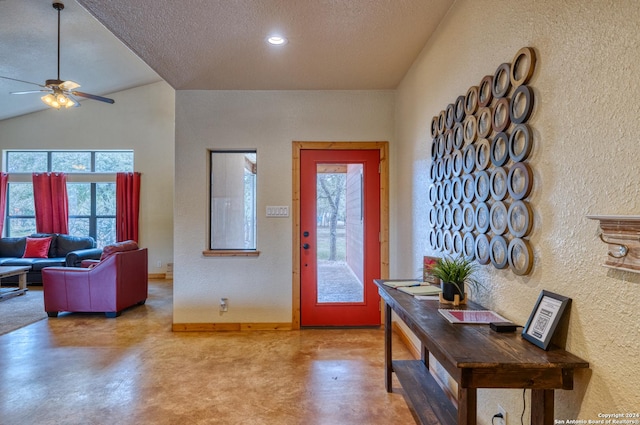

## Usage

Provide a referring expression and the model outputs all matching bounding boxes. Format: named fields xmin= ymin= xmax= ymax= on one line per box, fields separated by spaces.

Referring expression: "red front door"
xmin=300 ymin=149 xmax=381 ymax=326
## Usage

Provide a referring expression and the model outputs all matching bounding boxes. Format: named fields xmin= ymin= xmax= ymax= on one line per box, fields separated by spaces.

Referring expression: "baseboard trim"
xmin=392 ymin=321 xmax=420 ymax=359
xmin=172 ymin=322 xmax=293 ymax=332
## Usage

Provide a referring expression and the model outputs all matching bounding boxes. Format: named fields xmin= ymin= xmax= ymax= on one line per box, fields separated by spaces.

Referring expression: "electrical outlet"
xmin=498 ymin=404 xmax=507 ymax=425
xmin=219 ymin=298 xmax=228 ymax=312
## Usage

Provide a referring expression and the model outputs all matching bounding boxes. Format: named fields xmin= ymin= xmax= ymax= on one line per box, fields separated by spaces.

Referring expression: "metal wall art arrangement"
xmin=428 ymin=47 xmax=537 ymax=275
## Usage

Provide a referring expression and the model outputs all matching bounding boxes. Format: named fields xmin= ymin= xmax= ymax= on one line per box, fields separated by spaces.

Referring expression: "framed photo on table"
xmin=423 ymin=256 xmax=441 ymax=284
xmin=522 ymin=290 xmax=571 ymax=350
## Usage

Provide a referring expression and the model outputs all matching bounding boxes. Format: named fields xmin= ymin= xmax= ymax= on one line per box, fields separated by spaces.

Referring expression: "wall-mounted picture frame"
xmin=422 ymin=256 xmax=441 ymax=284
xmin=522 ymin=290 xmax=571 ymax=350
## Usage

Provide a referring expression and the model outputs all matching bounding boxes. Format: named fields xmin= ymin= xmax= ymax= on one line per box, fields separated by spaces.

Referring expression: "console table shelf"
xmin=394 ymin=359 xmax=457 ymax=425
xmin=375 ymin=280 xmax=589 ymax=425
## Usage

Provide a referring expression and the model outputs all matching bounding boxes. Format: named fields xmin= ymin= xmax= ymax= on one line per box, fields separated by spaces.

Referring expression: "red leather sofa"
xmin=42 ymin=241 xmax=148 ymax=318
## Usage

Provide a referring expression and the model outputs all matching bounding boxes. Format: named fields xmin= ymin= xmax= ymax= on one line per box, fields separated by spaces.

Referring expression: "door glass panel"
xmin=316 ymin=163 xmax=364 ymax=303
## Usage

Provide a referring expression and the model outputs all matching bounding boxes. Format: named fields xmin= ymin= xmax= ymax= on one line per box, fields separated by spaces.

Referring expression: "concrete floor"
xmin=0 ymin=280 xmax=417 ymax=425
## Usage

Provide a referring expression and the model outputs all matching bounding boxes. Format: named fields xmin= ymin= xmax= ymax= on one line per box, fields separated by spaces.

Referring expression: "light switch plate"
xmin=266 ymin=206 xmax=289 ymax=217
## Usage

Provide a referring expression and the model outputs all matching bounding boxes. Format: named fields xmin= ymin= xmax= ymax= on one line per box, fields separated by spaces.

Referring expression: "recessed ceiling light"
xmin=267 ymin=35 xmax=288 ymax=46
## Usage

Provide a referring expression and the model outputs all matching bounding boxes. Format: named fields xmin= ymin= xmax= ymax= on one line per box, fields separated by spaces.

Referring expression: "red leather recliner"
xmin=42 ymin=247 xmax=148 ymax=318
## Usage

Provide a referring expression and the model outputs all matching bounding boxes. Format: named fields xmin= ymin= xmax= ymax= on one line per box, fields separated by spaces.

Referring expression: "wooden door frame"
xmin=292 ymin=141 xmax=389 ymax=329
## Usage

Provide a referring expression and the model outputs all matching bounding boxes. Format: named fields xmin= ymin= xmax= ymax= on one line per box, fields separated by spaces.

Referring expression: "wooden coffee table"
xmin=0 ymin=266 xmax=31 ymax=301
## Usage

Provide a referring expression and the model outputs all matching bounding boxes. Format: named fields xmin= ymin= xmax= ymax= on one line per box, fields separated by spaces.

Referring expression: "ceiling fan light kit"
xmin=0 ymin=1 xmax=114 ymax=111
xmin=41 ymin=93 xmax=76 ymax=109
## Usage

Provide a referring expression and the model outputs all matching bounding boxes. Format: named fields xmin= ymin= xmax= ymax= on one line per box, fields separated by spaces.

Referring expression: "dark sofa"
xmin=0 ymin=233 xmax=102 ymax=285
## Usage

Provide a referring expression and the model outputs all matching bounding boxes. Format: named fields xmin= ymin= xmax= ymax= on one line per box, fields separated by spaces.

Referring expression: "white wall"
xmin=394 ymin=0 xmax=640 ymax=421
xmin=173 ymin=90 xmax=394 ymax=324
xmin=0 ymin=81 xmax=175 ymax=274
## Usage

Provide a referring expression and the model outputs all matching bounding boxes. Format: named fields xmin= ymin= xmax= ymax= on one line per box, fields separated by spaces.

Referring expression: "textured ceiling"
xmin=0 ymin=0 xmax=454 ymax=121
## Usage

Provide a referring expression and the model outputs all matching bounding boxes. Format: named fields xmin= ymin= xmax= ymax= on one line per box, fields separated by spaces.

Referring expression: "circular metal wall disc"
xmin=492 ymin=97 xmax=511 ymax=133
xmin=509 ymin=124 xmax=533 ymax=162
xmin=491 ymin=132 xmax=510 ymax=167
xmin=510 ymin=47 xmax=537 ymax=87
xmin=490 ymin=235 xmax=509 ymax=269
xmin=477 ymin=106 xmax=493 ymax=138
xmin=475 ymin=201 xmax=490 ymax=233
xmin=445 ymin=103 xmax=455 ymax=129
xmin=507 ymin=162 xmax=533 ymax=200
xmin=508 ymin=237 xmax=533 ymax=275
xmin=454 ymin=95 xmax=466 ymax=123
xmin=475 ymin=233 xmax=491 ymax=265
xmin=462 ymin=144 xmax=476 ymax=174
xmin=478 ymin=75 xmax=494 ymax=107
xmin=462 ymin=232 xmax=475 ymax=260
xmin=474 ymin=170 xmax=491 ymax=202
xmin=465 ymin=86 xmax=479 ymax=115
xmin=489 ymin=200 xmax=508 ymax=234
xmin=507 ymin=200 xmax=533 ymax=237
xmin=489 ymin=166 xmax=508 ymax=201
xmin=510 ymin=85 xmax=534 ymax=124
xmin=492 ymin=62 xmax=511 ymax=98
xmin=463 ymin=114 xmax=478 ymax=144
xmin=431 ymin=116 xmax=440 ymax=138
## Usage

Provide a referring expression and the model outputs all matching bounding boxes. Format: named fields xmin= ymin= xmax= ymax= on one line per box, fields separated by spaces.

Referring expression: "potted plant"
xmin=430 ymin=255 xmax=479 ymax=302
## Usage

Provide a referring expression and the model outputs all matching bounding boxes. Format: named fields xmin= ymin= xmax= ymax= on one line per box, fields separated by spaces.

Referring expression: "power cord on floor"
xmin=521 ymin=389 xmax=527 ymax=425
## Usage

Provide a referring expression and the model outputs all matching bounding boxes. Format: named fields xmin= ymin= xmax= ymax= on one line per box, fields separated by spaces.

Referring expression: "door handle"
xmin=302 ymin=243 xmax=310 ymax=250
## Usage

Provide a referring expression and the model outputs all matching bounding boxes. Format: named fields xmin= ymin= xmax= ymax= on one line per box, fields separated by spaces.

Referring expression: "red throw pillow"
xmin=22 ymin=236 xmax=53 ymax=258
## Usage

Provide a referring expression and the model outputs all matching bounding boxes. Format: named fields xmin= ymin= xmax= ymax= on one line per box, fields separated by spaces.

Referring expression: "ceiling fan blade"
xmin=0 ymin=75 xmax=46 ymax=88
xmin=72 ymin=91 xmax=115 ymax=104
xmin=10 ymin=90 xmax=50 ymax=95
xmin=60 ymin=80 xmax=81 ymax=91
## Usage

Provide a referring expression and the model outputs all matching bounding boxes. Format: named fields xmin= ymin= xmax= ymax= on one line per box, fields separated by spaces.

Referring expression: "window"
xmin=209 ymin=151 xmax=257 ymax=251
xmin=2 ymin=150 xmax=132 ymax=248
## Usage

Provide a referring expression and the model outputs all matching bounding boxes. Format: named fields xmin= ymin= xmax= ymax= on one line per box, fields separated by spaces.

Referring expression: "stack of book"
xmin=381 ymin=281 xmax=442 ymax=297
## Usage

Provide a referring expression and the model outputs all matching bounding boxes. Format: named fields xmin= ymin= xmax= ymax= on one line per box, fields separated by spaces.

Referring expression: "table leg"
xmin=421 ymin=343 xmax=429 ymax=368
xmin=458 ymin=387 xmax=477 ymax=425
xmin=18 ymin=272 xmax=27 ymax=290
xmin=531 ymin=389 xmax=554 ymax=425
xmin=384 ymin=301 xmax=392 ymax=392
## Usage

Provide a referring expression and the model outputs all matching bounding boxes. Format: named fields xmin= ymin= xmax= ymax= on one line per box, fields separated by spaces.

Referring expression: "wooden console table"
xmin=375 ymin=280 xmax=589 ymax=425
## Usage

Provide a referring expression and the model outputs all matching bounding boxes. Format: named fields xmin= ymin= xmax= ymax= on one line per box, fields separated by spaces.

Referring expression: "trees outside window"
xmin=2 ymin=150 xmax=132 ymax=248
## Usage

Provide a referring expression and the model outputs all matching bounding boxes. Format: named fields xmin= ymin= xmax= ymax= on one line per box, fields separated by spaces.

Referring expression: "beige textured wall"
xmin=173 ymin=90 xmax=394 ymax=324
xmin=0 ymin=81 xmax=175 ymax=275
xmin=393 ymin=0 xmax=640 ymax=420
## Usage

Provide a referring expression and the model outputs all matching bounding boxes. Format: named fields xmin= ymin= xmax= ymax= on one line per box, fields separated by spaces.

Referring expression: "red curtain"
xmin=0 ymin=172 xmax=8 ymax=236
xmin=116 ymin=172 xmax=141 ymax=242
xmin=32 ymin=172 xmax=69 ymax=234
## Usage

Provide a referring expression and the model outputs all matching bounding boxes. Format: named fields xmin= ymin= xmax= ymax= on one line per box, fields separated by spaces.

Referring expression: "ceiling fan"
xmin=0 ymin=2 xmax=114 ymax=109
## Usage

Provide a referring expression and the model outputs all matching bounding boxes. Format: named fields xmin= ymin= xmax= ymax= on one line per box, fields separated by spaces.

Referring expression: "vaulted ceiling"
xmin=0 ymin=0 xmax=453 ymax=121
